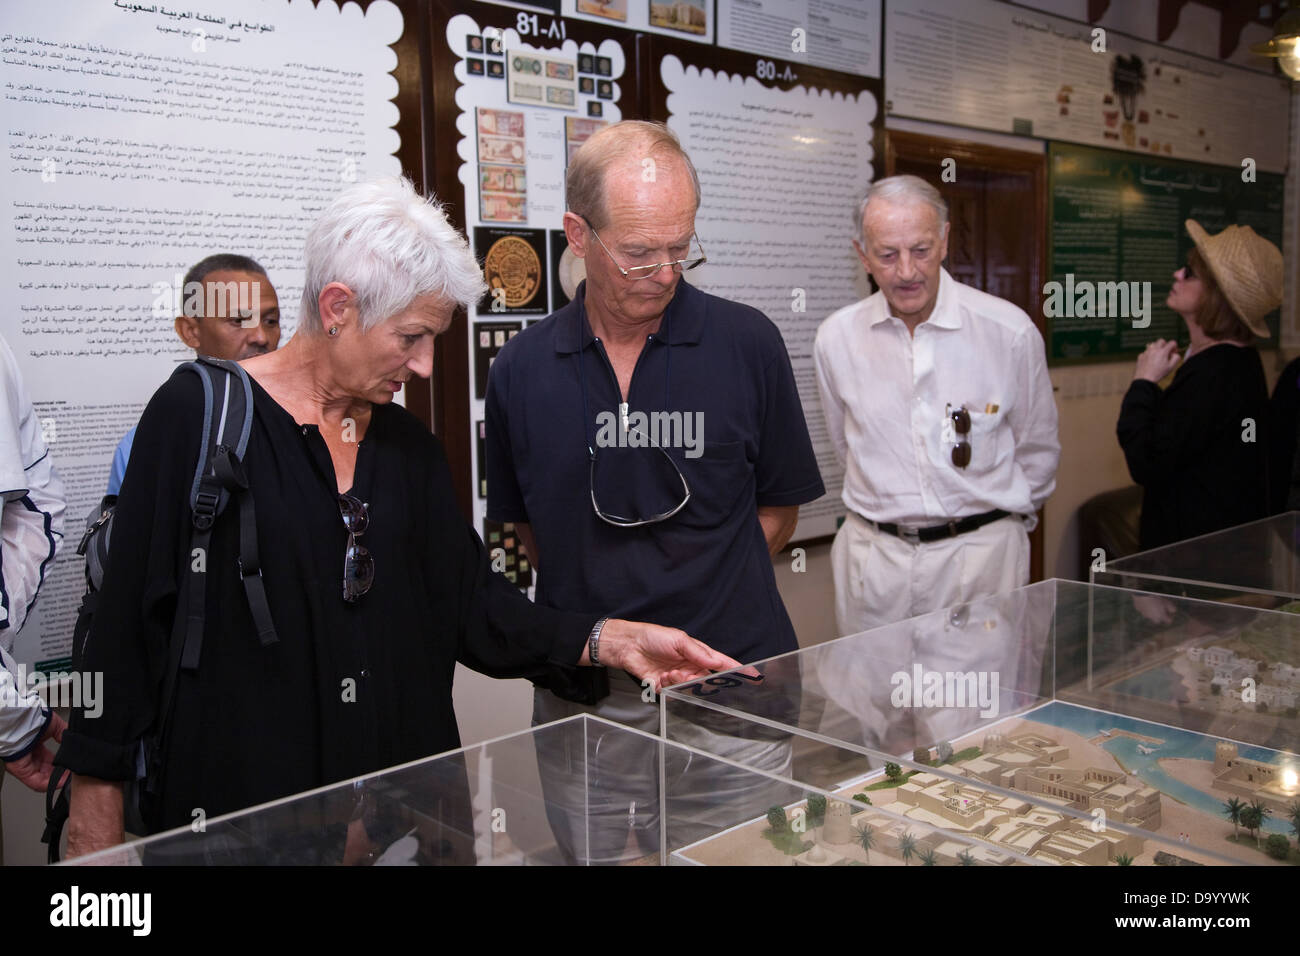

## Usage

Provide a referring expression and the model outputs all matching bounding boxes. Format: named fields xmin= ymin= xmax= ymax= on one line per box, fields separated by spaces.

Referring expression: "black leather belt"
xmin=857 ymin=509 xmax=1012 ymax=543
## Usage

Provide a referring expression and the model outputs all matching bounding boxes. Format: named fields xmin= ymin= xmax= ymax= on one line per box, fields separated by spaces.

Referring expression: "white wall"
xmin=1013 ymin=0 xmax=1279 ymax=70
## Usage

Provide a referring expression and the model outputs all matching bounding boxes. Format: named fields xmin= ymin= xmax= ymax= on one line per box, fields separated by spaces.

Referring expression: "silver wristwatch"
xmin=588 ymin=616 xmax=609 ymax=667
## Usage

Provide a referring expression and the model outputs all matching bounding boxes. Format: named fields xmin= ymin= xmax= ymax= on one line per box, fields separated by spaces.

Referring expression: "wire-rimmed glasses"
xmin=581 ymin=217 xmax=707 ymax=280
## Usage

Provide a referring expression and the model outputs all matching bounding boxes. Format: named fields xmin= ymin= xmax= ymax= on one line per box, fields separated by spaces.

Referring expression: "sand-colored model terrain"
xmin=673 ymin=710 xmax=1290 ymax=866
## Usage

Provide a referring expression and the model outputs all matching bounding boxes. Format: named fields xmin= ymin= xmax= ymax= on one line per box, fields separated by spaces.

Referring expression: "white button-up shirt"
xmin=814 ymin=268 xmax=1059 ymax=528
xmin=0 ymin=333 xmax=64 ymax=758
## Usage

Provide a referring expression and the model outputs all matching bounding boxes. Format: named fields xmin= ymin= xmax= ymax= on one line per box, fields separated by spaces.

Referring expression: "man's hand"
xmin=591 ymin=619 xmax=742 ymax=692
xmin=1134 ymin=339 xmax=1181 ymax=383
xmin=3 ymin=711 xmax=65 ymax=792
xmin=1132 ymin=593 xmax=1178 ymax=626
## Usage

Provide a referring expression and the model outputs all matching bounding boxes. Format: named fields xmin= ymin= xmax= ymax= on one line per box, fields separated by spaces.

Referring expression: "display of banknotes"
xmin=507 ymin=52 xmax=577 ymax=112
xmin=477 ymin=107 xmax=525 ymax=139
xmin=481 ymin=165 xmax=526 ymax=193
xmin=481 ymin=193 xmax=527 ymax=223
xmin=511 ymin=80 xmax=544 ymax=104
xmin=478 ymin=134 xmax=527 ymax=166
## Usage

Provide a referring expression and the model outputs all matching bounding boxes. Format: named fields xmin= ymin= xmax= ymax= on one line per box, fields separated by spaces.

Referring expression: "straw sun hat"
xmin=1185 ymin=219 xmax=1284 ymax=338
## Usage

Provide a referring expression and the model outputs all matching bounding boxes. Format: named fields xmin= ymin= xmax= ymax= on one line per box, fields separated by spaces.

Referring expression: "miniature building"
xmin=1191 ymin=644 xmax=1298 ymax=702
xmin=1273 ymin=663 xmax=1300 ymax=684
xmin=822 ymin=801 xmax=852 ymax=845
xmin=1202 ymin=647 xmax=1236 ymax=668
xmin=931 ymin=839 xmax=1014 ymax=866
xmin=877 ymin=733 xmax=1155 ymax=864
xmin=1212 ymin=741 xmax=1300 ymax=811
xmin=793 ymin=843 xmax=848 ymax=867
xmin=1214 ymin=660 xmax=1256 ymax=684
xmin=1258 ymin=684 xmax=1298 ymax=709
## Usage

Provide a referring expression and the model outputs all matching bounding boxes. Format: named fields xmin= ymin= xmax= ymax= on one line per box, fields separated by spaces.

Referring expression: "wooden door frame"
xmin=884 ymin=129 xmax=1050 ymax=582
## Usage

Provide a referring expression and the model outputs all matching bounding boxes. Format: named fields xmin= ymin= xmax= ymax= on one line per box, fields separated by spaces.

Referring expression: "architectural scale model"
xmin=872 ymin=732 xmax=1154 ymax=865
xmin=1113 ymin=613 xmax=1300 ymax=745
xmin=672 ymin=705 xmax=1297 ymax=866
xmin=1212 ymin=741 xmax=1300 ymax=813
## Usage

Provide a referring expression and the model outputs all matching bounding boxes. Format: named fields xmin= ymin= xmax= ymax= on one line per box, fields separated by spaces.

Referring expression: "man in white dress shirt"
xmin=814 ymin=175 xmax=1059 ymax=636
xmin=0 ymin=333 xmax=67 ymax=861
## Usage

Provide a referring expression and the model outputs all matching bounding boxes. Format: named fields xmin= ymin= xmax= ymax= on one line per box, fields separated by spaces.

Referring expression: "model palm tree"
xmin=899 ymin=832 xmax=917 ymax=865
xmin=1239 ymin=805 xmax=1261 ymax=847
xmin=1288 ymin=800 xmax=1300 ymax=842
xmin=855 ymin=823 xmax=875 ymax=863
xmin=957 ymin=849 xmax=975 ymax=866
xmin=919 ymin=848 xmax=938 ymax=866
xmin=1115 ymin=853 xmax=1133 ymax=866
xmin=1223 ymin=797 xmax=1245 ymax=839
xmin=1246 ymin=801 xmax=1271 ymax=847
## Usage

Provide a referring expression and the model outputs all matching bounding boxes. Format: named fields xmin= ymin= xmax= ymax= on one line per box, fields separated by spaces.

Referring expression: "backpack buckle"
xmin=76 ymin=509 xmax=113 ymax=556
xmin=193 ymin=490 xmax=220 ymax=531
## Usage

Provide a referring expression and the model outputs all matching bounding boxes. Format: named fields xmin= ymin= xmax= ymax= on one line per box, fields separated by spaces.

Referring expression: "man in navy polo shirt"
xmin=486 ymin=120 xmax=823 ymax=861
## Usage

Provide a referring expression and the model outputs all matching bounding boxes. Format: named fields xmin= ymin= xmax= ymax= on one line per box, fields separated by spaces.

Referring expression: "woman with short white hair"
xmin=60 ymin=177 xmax=735 ymax=861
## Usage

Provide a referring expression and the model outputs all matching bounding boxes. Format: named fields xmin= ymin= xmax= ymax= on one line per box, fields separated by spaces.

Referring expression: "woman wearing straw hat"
xmin=1117 ymin=219 xmax=1284 ymax=550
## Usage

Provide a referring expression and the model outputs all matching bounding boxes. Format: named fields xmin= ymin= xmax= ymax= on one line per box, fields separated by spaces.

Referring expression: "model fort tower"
xmin=1213 ymin=741 xmax=1237 ymax=774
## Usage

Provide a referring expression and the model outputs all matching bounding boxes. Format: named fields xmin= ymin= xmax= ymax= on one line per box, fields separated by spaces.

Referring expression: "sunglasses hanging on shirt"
xmin=338 ymin=492 xmax=374 ymax=601
xmin=947 ymin=403 xmax=971 ymax=469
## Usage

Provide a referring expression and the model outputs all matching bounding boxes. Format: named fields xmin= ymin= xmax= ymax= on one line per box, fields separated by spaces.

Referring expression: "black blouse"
xmin=1117 ymin=343 xmax=1269 ymax=551
xmin=59 ymin=370 xmax=595 ymax=832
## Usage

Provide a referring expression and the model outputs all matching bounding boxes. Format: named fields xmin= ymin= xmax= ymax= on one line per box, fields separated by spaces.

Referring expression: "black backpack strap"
xmin=43 ymin=767 xmax=70 ymax=864
xmin=173 ymin=358 xmax=277 ymax=674
xmin=215 ymin=442 xmax=278 ymax=648
xmin=179 ymin=492 xmax=216 ymax=672
xmin=186 ymin=356 xmax=255 ymax=513
xmin=142 ymin=359 xmax=278 ymax=827
xmin=236 ymin=475 xmax=278 ymax=648
xmin=149 ymin=568 xmax=195 ymax=808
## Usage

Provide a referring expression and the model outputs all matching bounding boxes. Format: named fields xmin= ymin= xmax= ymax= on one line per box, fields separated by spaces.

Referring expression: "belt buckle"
xmin=898 ymin=523 xmax=921 ymax=543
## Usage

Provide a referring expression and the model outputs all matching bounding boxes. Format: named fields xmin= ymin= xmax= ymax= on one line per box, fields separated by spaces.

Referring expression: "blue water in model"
xmin=1026 ymin=701 xmax=1293 ymax=836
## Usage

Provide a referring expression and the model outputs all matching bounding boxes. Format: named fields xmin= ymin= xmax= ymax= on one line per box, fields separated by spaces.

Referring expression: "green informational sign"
xmin=1048 ymin=142 xmax=1284 ymax=364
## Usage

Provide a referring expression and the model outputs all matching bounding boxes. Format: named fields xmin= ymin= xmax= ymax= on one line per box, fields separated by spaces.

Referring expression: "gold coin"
xmin=483 ymin=235 xmax=541 ymax=308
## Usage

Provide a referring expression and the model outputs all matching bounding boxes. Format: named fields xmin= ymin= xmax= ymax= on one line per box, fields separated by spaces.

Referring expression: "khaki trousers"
xmin=831 ymin=512 xmax=1030 ymax=637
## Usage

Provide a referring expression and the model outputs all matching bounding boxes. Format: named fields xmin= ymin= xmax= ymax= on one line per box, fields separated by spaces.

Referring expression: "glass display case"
xmin=1094 ymin=513 xmax=1300 ymax=609
xmin=664 ymin=580 xmax=1300 ymax=866
xmin=67 ymin=714 xmax=913 ymax=866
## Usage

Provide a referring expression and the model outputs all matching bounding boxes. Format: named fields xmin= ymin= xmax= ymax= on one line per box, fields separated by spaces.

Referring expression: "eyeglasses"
xmin=588 ymin=410 xmax=692 ymax=527
xmin=948 ymin=404 xmax=971 ymax=469
xmin=338 ymin=493 xmax=374 ymax=602
xmin=582 ymin=217 xmax=707 ymax=280
xmin=575 ymin=314 xmax=692 ymax=528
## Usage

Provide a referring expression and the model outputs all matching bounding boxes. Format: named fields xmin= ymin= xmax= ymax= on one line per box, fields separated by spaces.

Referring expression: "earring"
xmin=328 ymin=326 xmax=339 ymax=336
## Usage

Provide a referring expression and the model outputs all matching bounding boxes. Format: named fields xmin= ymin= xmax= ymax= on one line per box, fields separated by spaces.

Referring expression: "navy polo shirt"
xmin=485 ymin=279 xmax=824 ymax=665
